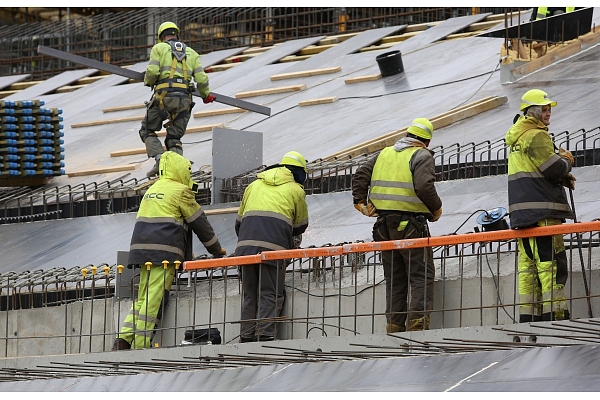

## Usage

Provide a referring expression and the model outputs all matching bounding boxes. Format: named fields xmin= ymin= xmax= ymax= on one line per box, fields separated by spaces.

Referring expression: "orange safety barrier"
xmin=183 ymin=221 xmax=600 ymax=271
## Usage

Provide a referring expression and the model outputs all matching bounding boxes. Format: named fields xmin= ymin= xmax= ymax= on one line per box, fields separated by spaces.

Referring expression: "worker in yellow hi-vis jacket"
xmin=112 ymin=151 xmax=226 ymax=350
xmin=140 ymin=21 xmax=215 ymax=178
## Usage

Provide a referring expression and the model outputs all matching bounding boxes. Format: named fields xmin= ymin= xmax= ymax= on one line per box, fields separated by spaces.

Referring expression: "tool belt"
xmin=377 ymin=211 xmax=429 ymax=239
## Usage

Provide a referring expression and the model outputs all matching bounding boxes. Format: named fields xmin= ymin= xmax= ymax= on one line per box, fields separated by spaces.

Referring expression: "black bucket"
xmin=376 ymin=50 xmax=404 ymax=77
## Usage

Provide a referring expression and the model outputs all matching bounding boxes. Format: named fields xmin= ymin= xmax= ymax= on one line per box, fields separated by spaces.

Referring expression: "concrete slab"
xmin=4 ymin=69 xmax=97 ymax=101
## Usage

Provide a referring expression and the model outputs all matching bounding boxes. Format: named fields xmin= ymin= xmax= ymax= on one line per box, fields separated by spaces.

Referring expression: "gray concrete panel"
xmin=0 ymin=74 xmax=29 ymax=91
xmin=200 ymin=46 xmax=249 ymax=68
xmin=282 ymin=26 xmax=405 ymax=73
xmin=2 ymin=343 xmax=600 ymax=391
xmin=210 ymin=36 xmax=326 ymax=89
xmin=4 ymin=69 xmax=97 ymax=101
xmin=390 ymin=13 xmax=491 ymax=55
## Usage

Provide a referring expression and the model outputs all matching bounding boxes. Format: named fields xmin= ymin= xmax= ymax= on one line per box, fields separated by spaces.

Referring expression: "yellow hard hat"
xmin=281 ymin=151 xmax=307 ymax=172
xmin=407 ymin=118 xmax=433 ymax=140
xmin=157 ymin=21 xmax=180 ymax=43
xmin=520 ymin=89 xmax=557 ymax=111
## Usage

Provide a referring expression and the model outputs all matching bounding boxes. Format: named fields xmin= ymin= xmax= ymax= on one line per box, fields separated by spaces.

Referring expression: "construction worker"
xmin=531 ymin=7 xmax=576 ymax=20
xmin=140 ymin=21 xmax=215 ymax=178
xmin=112 ymin=151 xmax=226 ymax=350
xmin=352 ymin=118 xmax=442 ymax=333
xmin=506 ymin=89 xmax=575 ymax=323
xmin=235 ymin=151 xmax=309 ymax=342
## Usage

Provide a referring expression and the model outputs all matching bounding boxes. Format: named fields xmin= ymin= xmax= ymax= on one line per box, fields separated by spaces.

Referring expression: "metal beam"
xmin=37 ymin=45 xmax=271 ymax=116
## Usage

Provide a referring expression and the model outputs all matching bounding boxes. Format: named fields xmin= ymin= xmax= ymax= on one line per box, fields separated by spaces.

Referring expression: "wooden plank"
xmin=235 ymin=84 xmax=306 ymax=99
xmin=298 ymin=44 xmax=336 ymax=56
xmin=156 ymin=123 xmax=225 ymax=137
xmin=110 ymin=147 xmax=165 ymax=157
xmin=345 ymin=73 xmax=382 ymax=84
xmin=270 ymin=66 xmax=341 ymax=81
xmin=205 ymin=206 xmax=239 ymax=216
xmin=298 ymin=96 xmax=339 ymax=107
xmin=193 ymin=107 xmax=245 ymax=118
xmin=103 ymin=104 xmax=146 ymax=113
xmin=513 ymin=40 xmax=582 ymax=77
xmin=279 ymin=55 xmax=313 ymax=63
xmin=71 ymin=114 xmax=144 ymax=128
xmin=67 ymin=164 xmax=139 ymax=177
xmin=321 ymin=96 xmax=507 ymax=161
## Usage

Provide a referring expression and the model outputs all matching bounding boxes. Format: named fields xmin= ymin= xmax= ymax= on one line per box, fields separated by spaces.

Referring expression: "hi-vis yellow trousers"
xmin=117 ymin=263 xmax=175 ymax=348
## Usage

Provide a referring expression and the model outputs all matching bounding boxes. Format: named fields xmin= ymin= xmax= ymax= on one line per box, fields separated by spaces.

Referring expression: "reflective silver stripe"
xmin=242 ymin=210 xmax=292 ymax=225
xmin=538 ymin=154 xmax=563 ymax=172
xmin=122 ymin=322 xmax=136 ymax=329
xmin=411 ymin=122 xmax=432 ymax=136
xmin=203 ymin=235 xmax=218 ymax=248
xmin=130 ymin=243 xmax=185 ymax=257
xmin=136 ymin=216 xmax=184 ymax=226
xmin=508 ymin=170 xmax=545 ymax=181
xmin=193 ymin=67 xmax=204 ymax=74
xmin=236 ymin=214 xmax=242 ymax=222
xmin=148 ymin=60 xmax=160 ymax=66
xmin=509 ymin=202 xmax=572 ymax=212
xmin=160 ymin=66 xmax=186 ymax=75
xmin=237 ymin=240 xmax=287 ymax=251
xmin=186 ymin=209 xmax=205 ymax=224
xmin=197 ymin=82 xmax=209 ymax=89
xmin=371 ymin=180 xmax=413 ymax=189
xmin=283 ymin=152 xmax=303 ymax=165
xmin=138 ymin=313 xmax=160 ymax=325
xmin=369 ymin=193 xmax=423 ymax=203
xmin=135 ymin=330 xmax=153 ymax=338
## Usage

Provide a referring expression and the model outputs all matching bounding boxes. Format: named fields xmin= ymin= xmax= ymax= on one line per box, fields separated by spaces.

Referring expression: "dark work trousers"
xmin=139 ymin=95 xmax=191 ymax=158
xmin=372 ymin=213 xmax=435 ymax=328
xmin=240 ymin=262 xmax=286 ymax=339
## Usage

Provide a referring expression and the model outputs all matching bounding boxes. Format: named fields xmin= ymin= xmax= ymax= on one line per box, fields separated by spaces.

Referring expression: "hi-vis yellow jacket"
xmin=144 ymin=39 xmax=210 ymax=99
xmin=128 ymin=151 xmax=222 ymax=265
xmin=235 ymin=166 xmax=309 ymax=263
xmin=352 ymin=137 xmax=442 ymax=218
xmin=506 ymin=115 xmax=573 ymax=228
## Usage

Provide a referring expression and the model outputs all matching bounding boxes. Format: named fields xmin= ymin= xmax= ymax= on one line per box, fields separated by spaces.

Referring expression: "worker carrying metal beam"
xmin=141 ymin=21 xmax=216 ymax=178
xmin=506 ymin=89 xmax=575 ymax=322
xmin=352 ymin=118 xmax=442 ymax=333
xmin=112 ymin=151 xmax=226 ymax=350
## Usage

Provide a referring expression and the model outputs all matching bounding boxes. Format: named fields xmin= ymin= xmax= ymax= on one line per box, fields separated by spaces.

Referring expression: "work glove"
xmin=354 ymin=200 xmax=378 ymax=217
xmin=558 ymin=147 xmax=574 ymax=166
xmin=212 ymin=248 xmax=227 ymax=258
xmin=203 ymin=94 xmax=216 ymax=104
xmin=293 ymin=235 xmax=302 ymax=249
xmin=561 ymin=173 xmax=576 ymax=191
xmin=429 ymin=208 xmax=442 ymax=222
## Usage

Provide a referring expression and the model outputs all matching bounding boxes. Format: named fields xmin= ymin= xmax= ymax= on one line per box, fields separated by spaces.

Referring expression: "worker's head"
xmin=281 ymin=151 xmax=308 ymax=184
xmin=158 ymin=151 xmax=199 ymax=192
xmin=157 ymin=21 xmax=180 ymax=43
xmin=406 ymin=118 xmax=433 ymax=143
xmin=520 ymin=89 xmax=556 ymax=126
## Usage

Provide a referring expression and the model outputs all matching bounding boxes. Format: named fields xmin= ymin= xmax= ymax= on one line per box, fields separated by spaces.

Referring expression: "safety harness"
xmin=153 ymin=40 xmax=194 ymax=127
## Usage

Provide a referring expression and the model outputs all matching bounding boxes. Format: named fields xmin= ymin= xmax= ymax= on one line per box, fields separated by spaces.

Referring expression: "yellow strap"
xmin=182 ymin=58 xmax=188 ymax=82
xmin=169 ymin=57 xmax=177 ymax=79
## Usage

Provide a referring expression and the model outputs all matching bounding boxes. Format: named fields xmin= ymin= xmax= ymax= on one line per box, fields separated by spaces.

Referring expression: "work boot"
xmin=240 ymin=336 xmax=255 ymax=343
xmin=386 ymin=323 xmax=405 ymax=333
xmin=111 ymin=338 xmax=131 ymax=351
xmin=146 ymin=154 xmax=161 ymax=178
xmin=146 ymin=163 xmax=159 ymax=178
xmin=257 ymin=335 xmax=275 ymax=342
xmin=406 ymin=316 xmax=430 ymax=332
